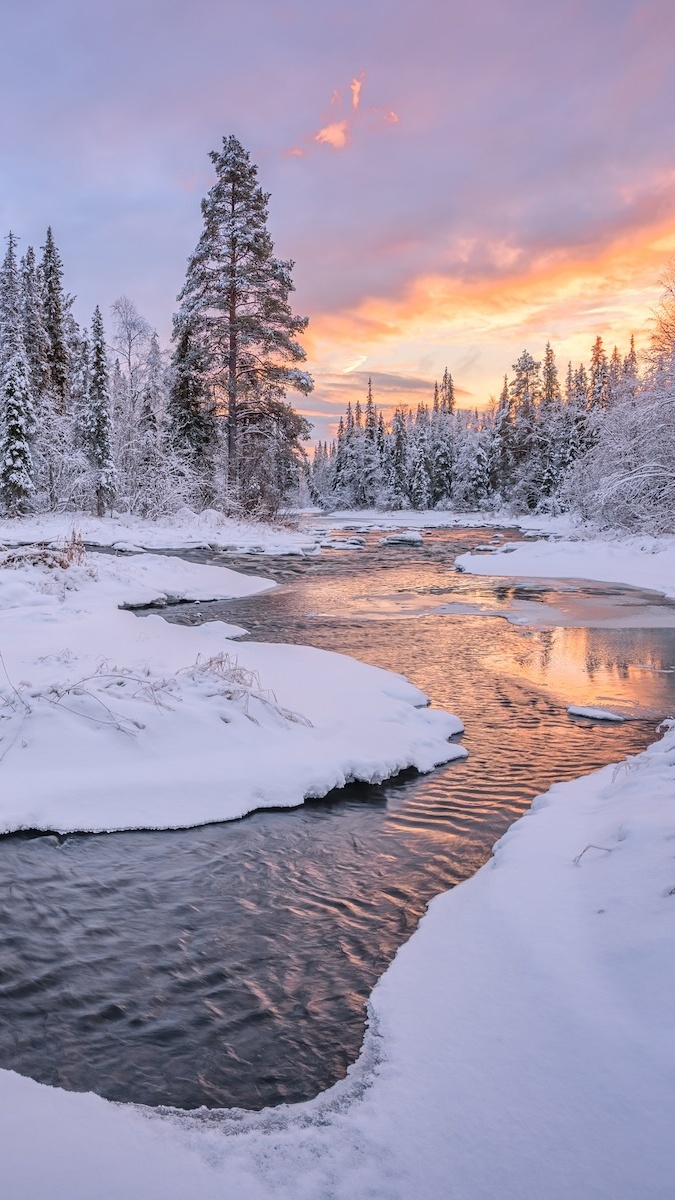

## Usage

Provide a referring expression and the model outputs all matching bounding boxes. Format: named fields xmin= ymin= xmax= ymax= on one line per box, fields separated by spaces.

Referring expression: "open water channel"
xmin=1 ymin=526 xmax=675 ymax=1110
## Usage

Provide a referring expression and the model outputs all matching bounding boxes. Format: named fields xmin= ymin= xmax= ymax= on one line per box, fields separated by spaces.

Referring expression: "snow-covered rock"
xmin=378 ymin=530 xmax=424 ymax=546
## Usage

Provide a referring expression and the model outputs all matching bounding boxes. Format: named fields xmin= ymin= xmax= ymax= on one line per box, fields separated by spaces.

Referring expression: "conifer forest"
xmin=1 ymin=135 xmax=674 ymax=533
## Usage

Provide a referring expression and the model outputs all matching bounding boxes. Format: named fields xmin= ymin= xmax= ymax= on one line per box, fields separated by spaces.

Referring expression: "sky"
xmin=2 ymin=0 xmax=675 ymax=440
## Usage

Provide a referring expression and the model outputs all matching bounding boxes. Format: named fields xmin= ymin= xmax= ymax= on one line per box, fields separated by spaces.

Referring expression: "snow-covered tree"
xmin=386 ymin=407 xmax=409 ymax=507
xmin=540 ymin=342 xmax=561 ymax=412
xmin=362 ymin=379 xmax=382 ymax=506
xmin=167 ymin=316 xmax=216 ymax=472
xmin=20 ymin=246 xmax=50 ymax=398
xmin=407 ymin=415 xmax=432 ymax=509
xmin=82 ymin=306 xmax=115 ymax=516
xmin=110 ymin=295 xmax=152 ymax=410
xmin=174 ymin=135 xmax=313 ymax=494
xmin=429 ymin=406 xmax=455 ymax=503
xmin=589 ymin=335 xmax=611 ymax=409
xmin=650 ymin=261 xmax=675 ymax=363
xmin=0 ymin=234 xmax=36 ymax=511
xmin=568 ymin=270 xmax=675 ymax=531
xmin=439 ymin=366 xmax=455 ymax=413
xmin=0 ymin=354 xmax=36 ymax=512
xmin=40 ymin=227 xmax=71 ymax=408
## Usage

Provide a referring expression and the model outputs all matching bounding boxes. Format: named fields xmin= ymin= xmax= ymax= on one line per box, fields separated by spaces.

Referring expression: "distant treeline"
xmin=311 ymin=273 xmax=675 ymax=533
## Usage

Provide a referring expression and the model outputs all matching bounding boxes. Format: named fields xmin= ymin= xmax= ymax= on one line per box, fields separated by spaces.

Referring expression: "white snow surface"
xmin=3 ymin=722 xmax=675 ymax=1199
xmin=310 ymin=507 xmax=573 ymax=532
xmin=0 ymin=547 xmax=464 ymax=835
xmin=0 ymin=545 xmax=275 ymax=612
xmin=456 ymin=534 xmax=675 ymax=601
xmin=568 ymin=705 xmax=626 ymax=722
xmin=0 ymin=507 xmax=319 ymax=555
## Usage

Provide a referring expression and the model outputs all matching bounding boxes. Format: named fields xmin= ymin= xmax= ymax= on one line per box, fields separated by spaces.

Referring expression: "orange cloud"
xmin=300 ymin=214 xmax=675 ymax=435
xmin=350 ymin=71 xmax=365 ymax=111
xmin=286 ymin=70 xmax=399 ymax=157
xmin=314 ymin=120 xmax=349 ymax=149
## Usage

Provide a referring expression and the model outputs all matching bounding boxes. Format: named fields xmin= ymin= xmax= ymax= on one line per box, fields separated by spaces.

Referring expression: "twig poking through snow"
xmin=573 ymin=844 xmax=614 ymax=864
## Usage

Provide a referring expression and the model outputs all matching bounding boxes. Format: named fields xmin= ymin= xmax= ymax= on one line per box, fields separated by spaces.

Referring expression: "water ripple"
xmin=1 ymin=527 xmax=673 ymax=1109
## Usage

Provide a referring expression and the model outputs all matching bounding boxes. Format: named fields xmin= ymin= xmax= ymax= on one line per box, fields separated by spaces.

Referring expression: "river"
xmin=1 ymin=526 xmax=674 ymax=1110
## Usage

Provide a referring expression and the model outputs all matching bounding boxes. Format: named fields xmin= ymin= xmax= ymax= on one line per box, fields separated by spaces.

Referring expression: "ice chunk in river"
xmin=567 ymin=705 xmax=625 ymax=722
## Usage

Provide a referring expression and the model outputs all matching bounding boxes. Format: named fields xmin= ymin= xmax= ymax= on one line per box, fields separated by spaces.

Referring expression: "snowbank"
xmin=0 ymin=508 xmax=319 ymax=555
xmin=0 ymin=544 xmax=275 ymax=612
xmin=3 ymin=723 xmax=674 ymax=1199
xmin=0 ymin=505 xmax=577 ymax=557
xmin=0 ymin=548 xmax=465 ymax=834
xmin=456 ymin=535 xmax=675 ymax=600
xmin=310 ymin=507 xmax=579 ymax=536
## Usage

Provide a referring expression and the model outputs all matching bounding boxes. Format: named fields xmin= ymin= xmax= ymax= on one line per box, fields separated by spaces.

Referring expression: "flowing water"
xmin=1 ymin=527 xmax=675 ymax=1110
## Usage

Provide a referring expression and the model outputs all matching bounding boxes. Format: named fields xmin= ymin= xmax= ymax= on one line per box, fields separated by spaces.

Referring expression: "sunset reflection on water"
xmin=3 ymin=529 xmax=672 ymax=1112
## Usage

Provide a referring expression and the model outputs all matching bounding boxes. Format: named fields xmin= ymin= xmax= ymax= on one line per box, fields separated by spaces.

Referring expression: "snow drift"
xmin=0 ymin=546 xmax=465 ymax=834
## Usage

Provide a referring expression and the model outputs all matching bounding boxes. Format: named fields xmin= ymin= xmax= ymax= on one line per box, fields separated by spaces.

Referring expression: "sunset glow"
xmin=302 ymin=213 xmax=675 ymax=427
xmin=3 ymin=1 xmax=674 ymax=442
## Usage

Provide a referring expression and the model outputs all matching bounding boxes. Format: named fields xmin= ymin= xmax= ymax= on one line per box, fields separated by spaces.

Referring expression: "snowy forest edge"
xmin=0 ymin=137 xmax=674 ymax=535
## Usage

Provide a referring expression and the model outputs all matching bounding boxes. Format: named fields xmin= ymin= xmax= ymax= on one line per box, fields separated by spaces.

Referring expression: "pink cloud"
xmin=314 ymin=120 xmax=349 ymax=149
xmin=286 ymin=70 xmax=399 ymax=157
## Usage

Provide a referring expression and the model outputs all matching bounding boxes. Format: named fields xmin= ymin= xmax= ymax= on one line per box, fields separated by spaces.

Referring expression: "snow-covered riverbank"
xmin=0 ymin=546 xmax=464 ymax=835
xmin=3 ymin=718 xmax=674 ymax=1200
xmin=456 ymin=533 xmax=675 ymax=601
xmin=3 ymin=507 xmax=672 ymax=609
xmin=0 ymin=508 xmax=319 ymax=555
xmin=2 ymin=517 xmax=674 ymax=1199
xmin=306 ymin=506 xmax=576 ymax=536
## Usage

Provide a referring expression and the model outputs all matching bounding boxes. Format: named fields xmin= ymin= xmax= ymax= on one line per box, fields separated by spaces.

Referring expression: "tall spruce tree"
xmin=439 ymin=366 xmax=455 ymax=413
xmin=40 ymin=227 xmax=70 ymax=408
xmin=540 ymin=343 xmax=560 ymax=412
xmin=23 ymin=244 xmax=71 ymax=510
xmin=589 ymin=335 xmax=611 ymax=409
xmin=362 ymin=378 xmax=381 ymax=505
xmin=167 ymin=317 xmax=215 ymax=464
xmin=174 ymin=135 xmax=313 ymax=490
xmin=0 ymin=234 xmax=36 ymax=511
xmin=0 ymin=232 xmax=23 ymax=365
xmin=0 ymin=355 xmax=36 ymax=512
xmin=82 ymin=306 xmax=115 ymax=516
xmin=139 ymin=330 xmax=164 ymax=439
xmin=20 ymin=246 xmax=50 ymax=398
